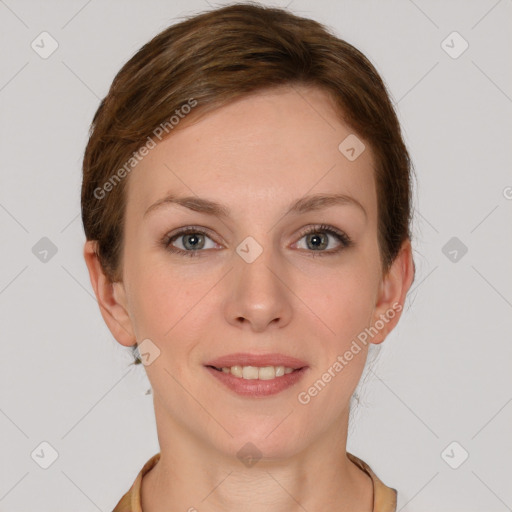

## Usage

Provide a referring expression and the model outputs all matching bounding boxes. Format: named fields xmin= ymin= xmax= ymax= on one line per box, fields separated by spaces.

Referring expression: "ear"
xmin=370 ymin=238 xmax=415 ymax=345
xmin=83 ymin=240 xmax=136 ymax=347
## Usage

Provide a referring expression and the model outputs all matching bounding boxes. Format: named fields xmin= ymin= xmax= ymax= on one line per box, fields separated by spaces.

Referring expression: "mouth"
xmin=203 ymin=353 xmax=309 ymax=397
xmin=206 ymin=364 xmax=302 ymax=380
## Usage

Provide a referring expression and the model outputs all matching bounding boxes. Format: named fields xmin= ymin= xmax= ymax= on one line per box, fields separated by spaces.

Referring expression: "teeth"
xmin=258 ymin=366 xmax=276 ymax=380
xmin=230 ymin=365 xmax=243 ymax=378
xmin=219 ymin=365 xmax=297 ymax=380
xmin=242 ymin=366 xmax=259 ymax=379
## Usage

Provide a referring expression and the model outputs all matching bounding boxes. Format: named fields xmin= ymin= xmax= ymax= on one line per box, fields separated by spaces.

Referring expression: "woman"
xmin=82 ymin=3 xmax=415 ymax=511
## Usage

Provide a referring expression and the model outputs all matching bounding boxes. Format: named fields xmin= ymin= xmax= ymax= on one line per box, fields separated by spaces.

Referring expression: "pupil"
xmin=185 ymin=234 xmax=203 ymax=250
xmin=309 ymin=233 xmax=326 ymax=250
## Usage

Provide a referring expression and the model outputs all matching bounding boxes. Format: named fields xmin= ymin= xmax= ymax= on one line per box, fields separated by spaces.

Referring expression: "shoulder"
xmin=112 ymin=453 xmax=161 ymax=512
xmin=347 ymin=452 xmax=397 ymax=512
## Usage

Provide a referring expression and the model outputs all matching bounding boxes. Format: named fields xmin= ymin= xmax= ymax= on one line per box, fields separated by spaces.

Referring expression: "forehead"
xmin=125 ymin=85 xmax=377 ymax=221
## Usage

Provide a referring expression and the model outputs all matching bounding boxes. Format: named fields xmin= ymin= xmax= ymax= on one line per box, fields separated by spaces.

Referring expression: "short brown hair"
xmin=82 ymin=2 xmax=414 ymax=285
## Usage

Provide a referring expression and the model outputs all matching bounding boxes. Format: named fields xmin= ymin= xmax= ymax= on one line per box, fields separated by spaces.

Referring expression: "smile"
xmin=211 ymin=365 xmax=296 ymax=380
xmin=205 ymin=364 xmax=308 ymax=398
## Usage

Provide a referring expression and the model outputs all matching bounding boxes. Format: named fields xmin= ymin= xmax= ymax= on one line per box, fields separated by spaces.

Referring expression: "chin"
xmin=214 ymin=424 xmax=307 ymax=463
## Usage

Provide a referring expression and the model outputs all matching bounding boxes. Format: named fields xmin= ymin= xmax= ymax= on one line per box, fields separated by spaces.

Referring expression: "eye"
xmin=293 ymin=224 xmax=353 ymax=256
xmin=160 ymin=224 xmax=353 ymax=259
xmin=161 ymin=226 xmax=219 ymax=258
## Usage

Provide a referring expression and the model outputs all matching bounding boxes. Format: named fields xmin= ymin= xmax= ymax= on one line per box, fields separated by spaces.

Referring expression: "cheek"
xmin=304 ymin=267 xmax=378 ymax=343
xmin=299 ymin=275 xmax=374 ymax=410
xmin=124 ymin=256 xmax=183 ymax=340
xmin=126 ymin=259 xmax=214 ymax=359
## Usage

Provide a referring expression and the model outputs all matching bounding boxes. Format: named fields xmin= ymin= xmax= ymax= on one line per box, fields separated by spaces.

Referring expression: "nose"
xmin=223 ymin=243 xmax=293 ymax=333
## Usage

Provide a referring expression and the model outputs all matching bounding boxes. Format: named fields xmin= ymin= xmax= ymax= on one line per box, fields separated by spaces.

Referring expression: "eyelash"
xmin=160 ymin=224 xmax=353 ymax=259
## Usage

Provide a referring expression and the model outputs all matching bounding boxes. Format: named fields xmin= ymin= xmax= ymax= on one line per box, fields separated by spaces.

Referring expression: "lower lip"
xmin=205 ymin=366 xmax=308 ymax=398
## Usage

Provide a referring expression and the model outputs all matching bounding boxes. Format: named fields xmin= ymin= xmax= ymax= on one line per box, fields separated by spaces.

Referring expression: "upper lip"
xmin=205 ymin=353 xmax=308 ymax=369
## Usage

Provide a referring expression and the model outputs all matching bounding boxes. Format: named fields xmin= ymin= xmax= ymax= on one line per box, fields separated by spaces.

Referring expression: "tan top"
xmin=112 ymin=451 xmax=397 ymax=512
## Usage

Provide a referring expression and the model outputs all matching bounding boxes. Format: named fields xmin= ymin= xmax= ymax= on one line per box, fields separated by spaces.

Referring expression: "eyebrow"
xmin=143 ymin=192 xmax=367 ymax=220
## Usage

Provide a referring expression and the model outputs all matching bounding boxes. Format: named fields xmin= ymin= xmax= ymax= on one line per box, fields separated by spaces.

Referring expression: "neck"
xmin=141 ymin=403 xmax=373 ymax=512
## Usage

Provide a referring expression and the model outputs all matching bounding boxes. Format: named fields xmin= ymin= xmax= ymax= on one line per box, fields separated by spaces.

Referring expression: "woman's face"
xmin=109 ymin=84 xmax=402 ymax=459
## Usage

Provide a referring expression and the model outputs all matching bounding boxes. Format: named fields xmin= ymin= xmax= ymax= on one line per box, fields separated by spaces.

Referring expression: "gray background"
xmin=1 ymin=0 xmax=511 ymax=510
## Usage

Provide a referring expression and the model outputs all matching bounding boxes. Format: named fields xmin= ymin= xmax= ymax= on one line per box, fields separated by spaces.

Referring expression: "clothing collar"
xmin=113 ymin=451 xmax=397 ymax=511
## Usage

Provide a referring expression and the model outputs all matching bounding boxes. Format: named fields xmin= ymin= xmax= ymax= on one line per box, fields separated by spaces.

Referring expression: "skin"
xmin=84 ymin=84 xmax=414 ymax=512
